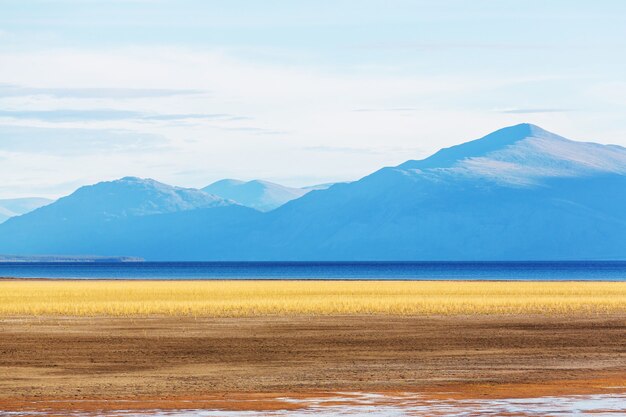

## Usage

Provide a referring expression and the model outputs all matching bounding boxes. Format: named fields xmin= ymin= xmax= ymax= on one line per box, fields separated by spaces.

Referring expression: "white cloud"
xmin=0 ymin=125 xmax=169 ymax=154
xmin=0 ymin=84 xmax=206 ymax=98
xmin=0 ymin=46 xmax=624 ymax=197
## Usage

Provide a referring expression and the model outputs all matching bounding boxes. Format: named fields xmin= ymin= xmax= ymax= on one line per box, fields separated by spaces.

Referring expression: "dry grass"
xmin=1 ymin=280 xmax=625 ymax=316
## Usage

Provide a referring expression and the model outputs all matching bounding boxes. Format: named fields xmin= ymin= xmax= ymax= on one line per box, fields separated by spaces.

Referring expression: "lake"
xmin=1 ymin=261 xmax=626 ymax=280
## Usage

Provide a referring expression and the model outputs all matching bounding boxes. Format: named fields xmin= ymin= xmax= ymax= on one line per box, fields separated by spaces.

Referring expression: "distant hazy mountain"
xmin=203 ymin=179 xmax=309 ymax=211
xmin=0 ymin=254 xmax=142 ymax=262
xmin=0 ymin=197 xmax=53 ymax=223
xmin=301 ymin=182 xmax=343 ymax=191
xmin=203 ymin=179 xmax=344 ymax=211
xmin=1 ymin=124 xmax=625 ymax=260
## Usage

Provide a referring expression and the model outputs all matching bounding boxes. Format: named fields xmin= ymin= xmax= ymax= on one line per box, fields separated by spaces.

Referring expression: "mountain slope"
xmin=203 ymin=179 xmax=308 ymax=211
xmin=0 ymin=197 xmax=53 ymax=223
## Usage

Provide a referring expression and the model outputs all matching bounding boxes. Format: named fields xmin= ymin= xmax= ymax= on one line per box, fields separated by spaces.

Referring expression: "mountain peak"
xmin=396 ymin=124 xmax=626 ymax=186
xmin=203 ymin=179 xmax=308 ymax=211
xmin=400 ymin=124 xmax=561 ymax=170
xmin=478 ymin=123 xmax=564 ymax=146
xmin=45 ymin=177 xmax=233 ymax=220
xmin=114 ymin=176 xmax=168 ymax=187
xmin=495 ymin=123 xmax=550 ymax=138
xmin=207 ymin=179 xmax=246 ymax=187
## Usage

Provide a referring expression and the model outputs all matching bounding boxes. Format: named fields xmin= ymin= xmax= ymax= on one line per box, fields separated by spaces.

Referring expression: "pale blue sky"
xmin=1 ymin=0 xmax=626 ymax=197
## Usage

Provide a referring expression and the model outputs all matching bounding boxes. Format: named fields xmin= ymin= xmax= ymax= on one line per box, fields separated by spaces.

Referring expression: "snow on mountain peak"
xmin=398 ymin=124 xmax=626 ymax=186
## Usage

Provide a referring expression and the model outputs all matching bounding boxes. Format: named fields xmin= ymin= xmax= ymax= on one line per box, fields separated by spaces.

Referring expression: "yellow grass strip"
xmin=1 ymin=280 xmax=625 ymax=317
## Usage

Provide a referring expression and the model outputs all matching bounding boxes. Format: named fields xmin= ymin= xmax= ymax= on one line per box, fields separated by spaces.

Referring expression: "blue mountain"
xmin=0 ymin=177 xmax=251 ymax=257
xmin=0 ymin=124 xmax=624 ymax=260
xmin=203 ymin=179 xmax=308 ymax=211
xmin=258 ymin=124 xmax=626 ymax=260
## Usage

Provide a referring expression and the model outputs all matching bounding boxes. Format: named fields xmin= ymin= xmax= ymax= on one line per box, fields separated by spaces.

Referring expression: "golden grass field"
xmin=1 ymin=280 xmax=625 ymax=316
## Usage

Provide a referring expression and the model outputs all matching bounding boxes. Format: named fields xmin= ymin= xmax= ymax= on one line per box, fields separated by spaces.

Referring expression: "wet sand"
xmin=0 ymin=314 xmax=625 ymax=413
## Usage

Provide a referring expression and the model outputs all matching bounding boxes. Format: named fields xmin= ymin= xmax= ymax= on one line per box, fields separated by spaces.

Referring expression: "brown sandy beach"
xmin=1 ymin=314 xmax=625 ymax=413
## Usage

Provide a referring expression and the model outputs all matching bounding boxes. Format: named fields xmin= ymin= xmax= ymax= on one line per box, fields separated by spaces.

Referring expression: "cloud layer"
xmin=1 ymin=1 xmax=625 ymax=198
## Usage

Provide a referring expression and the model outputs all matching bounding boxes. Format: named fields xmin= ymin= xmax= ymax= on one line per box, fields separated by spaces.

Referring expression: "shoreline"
xmin=2 ymin=378 xmax=625 ymax=414
xmin=2 ymin=276 xmax=626 ymax=281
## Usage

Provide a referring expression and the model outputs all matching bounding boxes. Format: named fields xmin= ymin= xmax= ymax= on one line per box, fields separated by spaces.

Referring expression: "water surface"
xmin=1 ymin=261 xmax=626 ymax=280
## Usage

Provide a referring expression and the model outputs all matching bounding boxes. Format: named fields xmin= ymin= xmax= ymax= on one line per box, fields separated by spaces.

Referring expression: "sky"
xmin=1 ymin=0 xmax=626 ymax=198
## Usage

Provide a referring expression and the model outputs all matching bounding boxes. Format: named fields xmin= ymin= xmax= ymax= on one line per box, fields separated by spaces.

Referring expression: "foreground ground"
xmin=0 ymin=314 xmax=625 ymax=413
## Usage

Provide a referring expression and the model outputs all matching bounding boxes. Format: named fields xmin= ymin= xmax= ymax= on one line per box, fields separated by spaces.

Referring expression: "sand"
xmin=0 ymin=314 xmax=624 ymax=413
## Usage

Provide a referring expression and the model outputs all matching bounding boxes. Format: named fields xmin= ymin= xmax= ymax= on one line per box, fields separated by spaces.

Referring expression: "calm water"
xmin=1 ymin=261 xmax=626 ymax=280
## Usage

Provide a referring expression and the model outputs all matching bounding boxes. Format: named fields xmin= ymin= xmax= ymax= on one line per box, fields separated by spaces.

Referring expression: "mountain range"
xmin=1 ymin=123 xmax=624 ymax=260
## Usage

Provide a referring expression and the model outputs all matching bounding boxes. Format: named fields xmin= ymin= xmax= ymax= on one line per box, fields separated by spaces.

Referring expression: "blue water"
xmin=1 ymin=261 xmax=626 ymax=280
